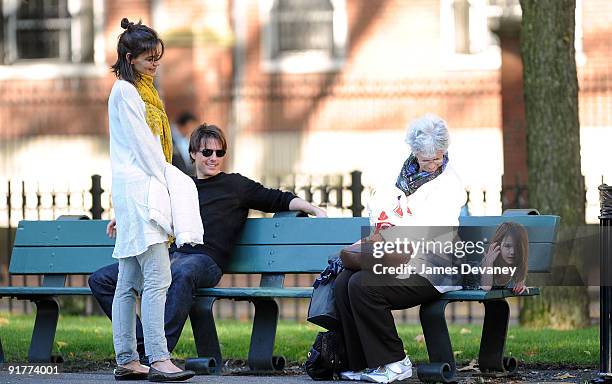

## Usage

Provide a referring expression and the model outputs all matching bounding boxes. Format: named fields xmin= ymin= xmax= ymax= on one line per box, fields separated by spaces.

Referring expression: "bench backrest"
xmin=9 ymin=215 xmax=559 ymax=277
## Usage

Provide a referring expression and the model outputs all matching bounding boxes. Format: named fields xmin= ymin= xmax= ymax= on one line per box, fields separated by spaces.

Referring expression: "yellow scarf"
xmin=134 ymin=74 xmax=173 ymax=163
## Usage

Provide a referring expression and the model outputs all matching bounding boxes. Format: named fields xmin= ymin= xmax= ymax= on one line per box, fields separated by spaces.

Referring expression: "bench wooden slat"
xmin=195 ymin=287 xmax=313 ymax=298
xmin=10 ymin=247 xmax=116 ymax=274
xmin=14 ymin=218 xmax=370 ymax=247
xmin=14 ymin=221 xmax=114 ymax=247
xmin=0 ymin=286 xmax=315 ymax=299
xmin=0 ymin=287 xmax=91 ymax=296
xmin=440 ymin=287 xmax=540 ymax=301
xmin=10 ymin=244 xmax=346 ymax=274
xmin=237 ymin=218 xmax=369 ymax=245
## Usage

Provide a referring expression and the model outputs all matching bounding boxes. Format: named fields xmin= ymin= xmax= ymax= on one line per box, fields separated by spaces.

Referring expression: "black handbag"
xmin=307 ymin=274 xmax=338 ymax=330
xmin=304 ymin=331 xmax=347 ymax=380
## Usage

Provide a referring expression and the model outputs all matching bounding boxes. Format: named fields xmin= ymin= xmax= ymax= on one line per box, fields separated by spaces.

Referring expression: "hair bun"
xmin=120 ymin=18 xmax=132 ymax=30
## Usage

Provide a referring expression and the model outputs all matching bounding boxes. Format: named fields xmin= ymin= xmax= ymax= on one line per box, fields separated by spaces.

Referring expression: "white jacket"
xmin=375 ymin=164 xmax=466 ymax=293
xmin=369 ymin=164 xmax=465 ymax=227
xmin=401 ymin=164 xmax=465 ymax=227
xmin=148 ymin=164 xmax=204 ymax=247
xmin=108 ymin=80 xmax=202 ymax=258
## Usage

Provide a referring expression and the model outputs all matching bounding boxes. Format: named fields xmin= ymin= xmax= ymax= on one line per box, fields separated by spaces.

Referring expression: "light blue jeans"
xmin=112 ymin=242 xmax=172 ymax=365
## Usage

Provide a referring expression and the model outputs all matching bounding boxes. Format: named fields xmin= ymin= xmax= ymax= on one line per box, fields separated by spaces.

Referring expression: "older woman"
xmin=335 ymin=114 xmax=465 ymax=383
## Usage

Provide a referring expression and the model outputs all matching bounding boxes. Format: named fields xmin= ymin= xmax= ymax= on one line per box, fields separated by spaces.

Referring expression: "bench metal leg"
xmin=248 ymin=299 xmax=285 ymax=371
xmin=189 ymin=297 xmax=221 ymax=374
xmin=28 ymin=298 xmax=60 ymax=363
xmin=478 ymin=299 xmax=517 ymax=376
xmin=417 ymin=300 xmax=456 ymax=383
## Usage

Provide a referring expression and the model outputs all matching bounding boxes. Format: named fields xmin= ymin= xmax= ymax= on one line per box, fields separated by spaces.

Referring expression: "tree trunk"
xmin=519 ymin=0 xmax=590 ymax=328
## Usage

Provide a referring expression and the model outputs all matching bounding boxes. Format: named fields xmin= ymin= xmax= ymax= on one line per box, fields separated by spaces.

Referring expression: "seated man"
xmin=89 ymin=123 xmax=327 ymax=361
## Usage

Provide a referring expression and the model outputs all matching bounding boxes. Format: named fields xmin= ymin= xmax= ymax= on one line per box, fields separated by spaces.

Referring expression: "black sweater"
xmin=171 ymin=172 xmax=296 ymax=271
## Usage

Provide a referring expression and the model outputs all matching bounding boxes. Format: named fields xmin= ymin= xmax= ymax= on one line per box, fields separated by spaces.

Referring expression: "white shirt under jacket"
xmin=108 ymin=80 xmax=203 ymax=259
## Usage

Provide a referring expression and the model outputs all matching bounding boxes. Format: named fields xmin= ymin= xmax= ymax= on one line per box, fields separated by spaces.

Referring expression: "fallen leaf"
xmin=414 ymin=334 xmax=425 ymax=343
xmin=553 ymin=373 xmax=575 ymax=380
xmin=583 ymin=350 xmax=591 ymax=355
xmin=56 ymin=341 xmax=68 ymax=348
xmin=453 ymin=350 xmax=463 ymax=357
xmin=508 ymin=334 xmax=515 ymax=339
xmin=457 ymin=359 xmax=478 ymax=372
xmin=0 ymin=317 xmax=9 ymax=326
xmin=460 ymin=328 xmax=472 ymax=335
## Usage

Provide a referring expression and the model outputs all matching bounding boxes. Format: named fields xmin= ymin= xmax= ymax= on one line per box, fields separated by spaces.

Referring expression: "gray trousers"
xmin=112 ymin=242 xmax=172 ymax=365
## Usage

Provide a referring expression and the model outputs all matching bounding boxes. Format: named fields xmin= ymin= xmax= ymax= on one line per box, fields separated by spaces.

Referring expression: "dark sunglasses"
xmin=200 ymin=149 xmax=226 ymax=158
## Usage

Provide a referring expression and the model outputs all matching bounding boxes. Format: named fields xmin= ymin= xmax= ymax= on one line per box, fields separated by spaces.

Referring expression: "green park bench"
xmin=0 ymin=211 xmax=558 ymax=381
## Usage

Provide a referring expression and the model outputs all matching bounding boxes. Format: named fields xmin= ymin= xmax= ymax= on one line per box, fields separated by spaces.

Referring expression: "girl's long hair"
xmin=489 ymin=222 xmax=529 ymax=283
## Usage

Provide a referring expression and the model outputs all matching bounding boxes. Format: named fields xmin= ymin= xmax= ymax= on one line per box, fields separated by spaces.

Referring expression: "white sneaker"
xmin=340 ymin=369 xmax=370 ymax=381
xmin=361 ymin=356 xmax=412 ymax=383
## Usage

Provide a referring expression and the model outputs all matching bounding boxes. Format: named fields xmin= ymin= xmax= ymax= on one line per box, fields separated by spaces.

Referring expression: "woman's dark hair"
xmin=111 ymin=18 xmax=164 ymax=84
xmin=189 ymin=124 xmax=227 ymax=162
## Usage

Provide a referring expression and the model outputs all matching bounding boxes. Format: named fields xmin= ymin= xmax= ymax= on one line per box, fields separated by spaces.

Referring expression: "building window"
xmin=441 ymin=0 xmax=585 ymax=70
xmin=1 ymin=0 xmax=95 ymax=64
xmin=440 ymin=0 xmax=502 ymax=70
xmin=452 ymin=0 xmax=499 ymax=55
xmin=261 ymin=0 xmax=347 ymax=73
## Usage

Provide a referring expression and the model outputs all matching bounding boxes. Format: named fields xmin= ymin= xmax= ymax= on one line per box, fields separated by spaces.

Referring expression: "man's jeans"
xmin=90 ymin=250 xmax=222 ymax=357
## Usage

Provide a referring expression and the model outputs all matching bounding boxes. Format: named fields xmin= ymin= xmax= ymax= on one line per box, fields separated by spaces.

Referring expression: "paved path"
xmin=0 ymin=369 xmax=599 ymax=384
xmin=1 ymin=372 xmax=329 ymax=384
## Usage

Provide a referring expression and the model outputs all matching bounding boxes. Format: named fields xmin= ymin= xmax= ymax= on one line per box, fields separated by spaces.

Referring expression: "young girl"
xmin=108 ymin=18 xmax=195 ymax=382
xmin=481 ymin=222 xmax=529 ymax=294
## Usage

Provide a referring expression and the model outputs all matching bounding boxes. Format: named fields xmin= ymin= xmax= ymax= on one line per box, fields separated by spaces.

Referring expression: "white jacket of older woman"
xmin=108 ymin=80 xmax=203 ymax=259
xmin=369 ymin=163 xmax=465 ymax=228
xmin=371 ymin=163 xmax=466 ymax=292
xmin=401 ymin=163 xmax=465 ymax=227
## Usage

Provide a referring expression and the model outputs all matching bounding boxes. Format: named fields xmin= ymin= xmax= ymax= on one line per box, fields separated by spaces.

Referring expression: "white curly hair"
xmin=405 ymin=114 xmax=450 ymax=157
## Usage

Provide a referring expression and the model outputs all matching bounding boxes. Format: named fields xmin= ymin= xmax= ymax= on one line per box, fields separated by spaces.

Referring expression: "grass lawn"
xmin=0 ymin=313 xmax=598 ymax=367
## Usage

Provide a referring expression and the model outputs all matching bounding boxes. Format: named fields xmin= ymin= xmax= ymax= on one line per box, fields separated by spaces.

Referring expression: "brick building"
xmin=0 ymin=0 xmax=610 ymax=221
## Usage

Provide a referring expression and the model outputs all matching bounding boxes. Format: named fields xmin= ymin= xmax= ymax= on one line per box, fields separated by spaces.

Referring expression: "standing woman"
xmin=108 ymin=18 xmax=195 ymax=382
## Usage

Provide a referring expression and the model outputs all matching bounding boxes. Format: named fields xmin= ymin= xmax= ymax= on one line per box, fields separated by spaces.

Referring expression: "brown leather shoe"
xmin=147 ymin=367 xmax=195 ymax=382
xmin=114 ymin=366 xmax=149 ymax=381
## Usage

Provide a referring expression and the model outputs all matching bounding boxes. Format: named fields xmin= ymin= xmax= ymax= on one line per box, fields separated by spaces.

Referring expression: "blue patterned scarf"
xmin=395 ymin=153 xmax=449 ymax=196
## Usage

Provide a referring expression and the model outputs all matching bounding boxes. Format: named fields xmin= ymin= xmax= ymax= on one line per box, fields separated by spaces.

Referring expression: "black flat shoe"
xmin=147 ymin=367 xmax=195 ymax=382
xmin=114 ymin=366 xmax=149 ymax=381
